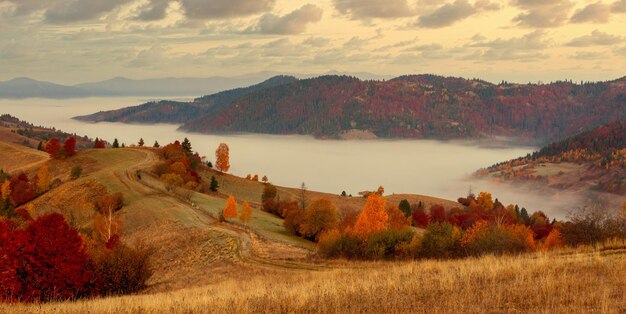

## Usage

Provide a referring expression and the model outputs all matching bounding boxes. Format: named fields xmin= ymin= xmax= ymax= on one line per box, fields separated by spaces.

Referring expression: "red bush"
xmin=0 ymin=214 xmax=94 ymax=302
xmin=45 ymin=137 xmax=62 ymax=159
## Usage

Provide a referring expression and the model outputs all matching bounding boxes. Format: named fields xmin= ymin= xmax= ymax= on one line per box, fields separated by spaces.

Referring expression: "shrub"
xmin=461 ymin=221 xmax=535 ymax=256
xmin=91 ymin=242 xmax=153 ymax=296
xmin=317 ymin=230 xmax=362 ymax=259
xmin=71 ymin=166 xmax=83 ymax=179
xmin=421 ymin=222 xmax=462 ymax=259
xmin=363 ymin=229 xmax=414 ymax=260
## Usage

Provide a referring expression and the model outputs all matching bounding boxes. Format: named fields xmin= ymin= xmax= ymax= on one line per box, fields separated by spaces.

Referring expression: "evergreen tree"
xmin=153 ymin=141 xmax=160 ymax=148
xmin=37 ymin=141 xmax=44 ymax=151
xmin=93 ymin=137 xmax=100 ymax=149
xmin=182 ymin=138 xmax=192 ymax=153
xmin=138 ymin=138 xmax=144 ymax=147
xmin=210 ymin=176 xmax=219 ymax=192
xmin=520 ymin=208 xmax=530 ymax=226
xmin=399 ymin=199 xmax=412 ymax=217
xmin=112 ymin=138 xmax=120 ymax=148
xmin=207 ymin=161 xmax=213 ymax=168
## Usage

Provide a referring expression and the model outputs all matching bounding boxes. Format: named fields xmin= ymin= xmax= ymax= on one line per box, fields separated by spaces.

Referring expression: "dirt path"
xmin=109 ymin=148 xmax=319 ymax=273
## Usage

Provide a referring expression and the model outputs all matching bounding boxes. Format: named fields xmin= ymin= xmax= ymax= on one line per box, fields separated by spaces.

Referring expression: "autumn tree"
xmin=161 ymin=173 xmax=183 ymax=191
xmin=299 ymin=198 xmax=339 ymax=240
xmin=252 ymin=174 xmax=259 ymax=181
xmin=94 ymin=195 xmax=123 ymax=247
xmin=476 ymin=192 xmax=494 ymax=212
xmin=64 ymin=136 xmax=77 ymax=157
xmin=223 ymin=195 xmax=238 ymax=219
xmin=412 ymin=208 xmax=429 ymax=228
xmin=0 ymin=213 xmax=94 ymax=302
xmin=386 ymin=205 xmax=410 ymax=230
xmin=94 ymin=137 xmax=106 ymax=149
xmin=240 ymin=201 xmax=253 ymax=225
xmin=429 ymin=205 xmax=447 ymax=224
xmin=353 ymin=194 xmax=389 ymax=239
xmin=36 ymin=165 xmax=51 ymax=194
xmin=376 ymin=185 xmax=385 ymax=196
xmin=45 ymin=137 xmax=62 ymax=159
xmin=9 ymin=173 xmax=36 ymax=206
xmin=262 ymin=175 xmax=268 ymax=183
xmin=215 ymin=143 xmax=230 ymax=173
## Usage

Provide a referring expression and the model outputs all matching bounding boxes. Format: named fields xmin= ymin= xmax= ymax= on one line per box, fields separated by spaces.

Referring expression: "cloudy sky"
xmin=1 ymin=0 xmax=625 ymax=84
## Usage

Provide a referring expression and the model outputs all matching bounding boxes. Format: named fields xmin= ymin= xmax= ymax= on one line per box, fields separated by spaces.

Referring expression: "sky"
xmin=1 ymin=0 xmax=625 ymax=84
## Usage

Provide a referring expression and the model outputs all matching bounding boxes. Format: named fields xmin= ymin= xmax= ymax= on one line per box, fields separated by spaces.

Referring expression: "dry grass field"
xmin=1 ymin=246 xmax=624 ymax=314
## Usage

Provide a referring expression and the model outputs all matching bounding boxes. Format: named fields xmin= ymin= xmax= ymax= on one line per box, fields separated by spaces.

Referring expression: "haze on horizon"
xmin=1 ymin=0 xmax=625 ymax=85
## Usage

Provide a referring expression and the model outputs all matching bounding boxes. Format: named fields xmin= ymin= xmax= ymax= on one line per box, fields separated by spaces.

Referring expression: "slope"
xmin=180 ymin=75 xmax=626 ymax=144
xmin=478 ymin=119 xmax=626 ymax=196
xmin=74 ymin=75 xmax=298 ymax=124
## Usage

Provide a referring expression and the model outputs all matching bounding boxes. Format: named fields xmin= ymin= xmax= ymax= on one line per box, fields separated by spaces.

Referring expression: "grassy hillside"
xmin=1 ymin=245 xmax=624 ymax=313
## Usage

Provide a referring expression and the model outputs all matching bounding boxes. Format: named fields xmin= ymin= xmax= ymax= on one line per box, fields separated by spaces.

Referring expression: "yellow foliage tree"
xmin=353 ymin=194 xmax=388 ymax=239
xmin=36 ymin=165 xmax=51 ymax=194
xmin=476 ymin=192 xmax=494 ymax=212
xmin=215 ymin=143 xmax=230 ymax=173
xmin=240 ymin=201 xmax=253 ymax=225
xmin=223 ymin=195 xmax=238 ymax=219
xmin=1 ymin=179 xmax=10 ymax=201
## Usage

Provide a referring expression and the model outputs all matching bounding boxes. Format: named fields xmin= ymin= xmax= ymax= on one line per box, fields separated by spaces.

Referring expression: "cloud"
xmin=134 ymin=0 xmax=171 ymax=21
xmin=44 ymin=0 xmax=133 ymax=24
xmin=252 ymin=4 xmax=322 ymax=35
xmin=612 ymin=0 xmax=626 ymax=13
xmin=570 ymin=51 xmax=606 ymax=60
xmin=465 ymin=30 xmax=549 ymax=61
xmin=333 ymin=0 xmax=415 ymax=19
xmin=180 ymin=0 xmax=275 ymax=20
xmin=512 ymin=0 xmax=573 ymax=28
xmin=570 ymin=2 xmax=611 ymax=23
xmin=566 ymin=30 xmax=623 ymax=47
xmin=128 ymin=45 xmax=167 ymax=68
xmin=302 ymin=37 xmax=330 ymax=47
xmin=416 ymin=0 xmax=499 ymax=28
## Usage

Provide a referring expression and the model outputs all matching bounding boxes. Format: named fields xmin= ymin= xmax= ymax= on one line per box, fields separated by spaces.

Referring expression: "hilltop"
xmin=478 ymin=119 xmax=626 ymax=197
xmin=76 ymin=74 xmax=626 ymax=145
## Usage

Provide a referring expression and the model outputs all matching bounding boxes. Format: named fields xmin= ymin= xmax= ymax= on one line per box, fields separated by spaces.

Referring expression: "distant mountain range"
xmin=0 ymin=71 xmax=392 ymax=99
xmin=76 ymin=74 xmax=626 ymax=145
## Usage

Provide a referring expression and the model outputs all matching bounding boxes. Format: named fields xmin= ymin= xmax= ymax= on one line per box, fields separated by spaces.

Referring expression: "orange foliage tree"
xmin=215 ymin=143 xmax=230 ymax=173
xmin=386 ymin=205 xmax=409 ymax=230
xmin=223 ymin=195 xmax=238 ymax=219
xmin=239 ymin=201 xmax=253 ymax=225
xmin=353 ymin=194 xmax=388 ymax=239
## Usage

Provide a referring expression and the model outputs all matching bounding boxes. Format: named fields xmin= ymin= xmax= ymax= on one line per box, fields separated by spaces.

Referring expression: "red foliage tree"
xmin=429 ymin=205 xmax=447 ymax=224
xmin=0 ymin=214 xmax=95 ymax=302
xmin=9 ymin=173 xmax=35 ymax=206
xmin=45 ymin=137 xmax=62 ymax=159
xmin=64 ymin=136 xmax=77 ymax=157
xmin=412 ymin=208 xmax=430 ymax=228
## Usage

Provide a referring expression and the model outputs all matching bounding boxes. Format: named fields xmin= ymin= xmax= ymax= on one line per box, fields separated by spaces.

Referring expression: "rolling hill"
xmin=74 ymin=76 xmax=298 ymax=124
xmin=76 ymin=74 xmax=626 ymax=144
xmin=478 ymin=119 xmax=626 ymax=196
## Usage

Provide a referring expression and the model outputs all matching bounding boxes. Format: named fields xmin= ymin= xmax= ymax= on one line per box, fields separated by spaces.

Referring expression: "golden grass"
xmin=2 ymin=248 xmax=624 ymax=314
xmin=0 ymin=141 xmax=48 ymax=173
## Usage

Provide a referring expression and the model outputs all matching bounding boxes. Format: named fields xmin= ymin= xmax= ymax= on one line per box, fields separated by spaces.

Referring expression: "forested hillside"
xmin=181 ymin=75 xmax=626 ymax=143
xmin=74 ymin=76 xmax=297 ymax=124
xmin=479 ymin=119 xmax=626 ymax=195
